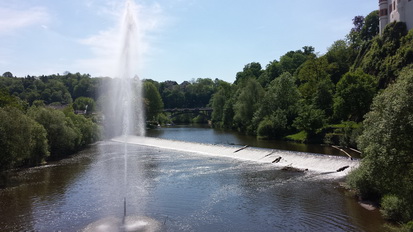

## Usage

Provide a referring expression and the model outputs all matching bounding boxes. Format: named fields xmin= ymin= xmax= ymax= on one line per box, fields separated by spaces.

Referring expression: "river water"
xmin=0 ymin=126 xmax=386 ymax=231
xmin=146 ymin=124 xmax=358 ymax=157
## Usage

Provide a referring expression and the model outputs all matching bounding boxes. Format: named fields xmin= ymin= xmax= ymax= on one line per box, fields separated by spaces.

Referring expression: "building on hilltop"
xmin=379 ymin=0 xmax=413 ymax=34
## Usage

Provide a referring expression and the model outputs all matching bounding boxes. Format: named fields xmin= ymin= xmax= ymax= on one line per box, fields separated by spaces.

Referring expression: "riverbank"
xmin=113 ymin=136 xmax=359 ymax=177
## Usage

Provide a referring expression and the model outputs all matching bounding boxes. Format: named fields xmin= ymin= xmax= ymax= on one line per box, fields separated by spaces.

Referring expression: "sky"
xmin=0 ymin=0 xmax=377 ymax=83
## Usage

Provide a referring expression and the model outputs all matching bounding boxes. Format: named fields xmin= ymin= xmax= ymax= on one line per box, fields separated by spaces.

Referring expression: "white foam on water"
xmin=113 ymin=136 xmax=359 ymax=178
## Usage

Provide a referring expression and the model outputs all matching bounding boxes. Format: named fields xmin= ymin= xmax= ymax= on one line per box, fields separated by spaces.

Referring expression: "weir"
xmin=113 ymin=136 xmax=359 ymax=177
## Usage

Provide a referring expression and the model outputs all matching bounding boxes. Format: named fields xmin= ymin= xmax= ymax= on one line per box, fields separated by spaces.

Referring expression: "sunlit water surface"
xmin=0 ymin=141 xmax=385 ymax=231
xmin=146 ymin=124 xmax=360 ymax=157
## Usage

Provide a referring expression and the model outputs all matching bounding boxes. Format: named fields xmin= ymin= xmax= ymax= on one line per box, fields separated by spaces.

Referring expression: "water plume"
xmin=102 ymin=0 xmax=145 ymax=139
xmin=95 ymin=0 xmax=154 ymax=230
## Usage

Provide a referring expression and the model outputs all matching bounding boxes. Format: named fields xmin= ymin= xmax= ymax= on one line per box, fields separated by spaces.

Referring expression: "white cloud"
xmin=75 ymin=0 xmax=165 ymax=77
xmin=76 ymin=28 xmax=120 ymax=77
xmin=0 ymin=6 xmax=50 ymax=35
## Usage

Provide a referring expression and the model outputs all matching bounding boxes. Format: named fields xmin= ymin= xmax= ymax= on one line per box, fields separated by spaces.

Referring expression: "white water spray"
xmin=118 ymin=0 xmax=145 ymax=215
xmin=102 ymin=0 xmax=145 ymax=138
xmin=100 ymin=0 xmax=146 ymax=224
xmin=114 ymin=136 xmax=359 ymax=178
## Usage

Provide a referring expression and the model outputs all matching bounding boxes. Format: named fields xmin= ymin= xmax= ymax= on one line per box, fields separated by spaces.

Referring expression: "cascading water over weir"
xmin=113 ymin=137 xmax=359 ymax=177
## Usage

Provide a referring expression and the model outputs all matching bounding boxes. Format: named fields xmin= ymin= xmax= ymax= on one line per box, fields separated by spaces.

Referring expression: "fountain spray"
xmin=114 ymin=0 xmax=145 ymax=222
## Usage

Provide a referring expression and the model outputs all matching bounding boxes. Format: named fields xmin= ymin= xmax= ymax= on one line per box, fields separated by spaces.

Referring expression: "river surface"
xmin=0 ymin=126 xmax=386 ymax=231
xmin=146 ymin=124 xmax=357 ymax=157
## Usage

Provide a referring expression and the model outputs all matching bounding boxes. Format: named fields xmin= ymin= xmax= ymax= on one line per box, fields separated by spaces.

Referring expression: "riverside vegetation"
xmin=1 ymin=10 xmax=412 ymax=229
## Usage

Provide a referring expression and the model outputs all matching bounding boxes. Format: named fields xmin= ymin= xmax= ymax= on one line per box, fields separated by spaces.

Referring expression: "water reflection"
xmin=0 ymin=142 xmax=384 ymax=231
xmin=0 ymin=146 xmax=96 ymax=231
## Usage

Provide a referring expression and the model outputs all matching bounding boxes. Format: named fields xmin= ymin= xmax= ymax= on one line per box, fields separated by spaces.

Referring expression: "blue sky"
xmin=1 ymin=0 xmax=377 ymax=83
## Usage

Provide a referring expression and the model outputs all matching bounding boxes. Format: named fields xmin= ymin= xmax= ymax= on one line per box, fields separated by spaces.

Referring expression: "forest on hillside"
xmin=1 ymin=10 xmax=413 ymax=228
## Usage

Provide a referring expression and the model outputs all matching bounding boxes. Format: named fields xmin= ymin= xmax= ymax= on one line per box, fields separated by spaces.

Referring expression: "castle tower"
xmin=379 ymin=0 xmax=389 ymax=34
xmin=379 ymin=0 xmax=413 ymax=35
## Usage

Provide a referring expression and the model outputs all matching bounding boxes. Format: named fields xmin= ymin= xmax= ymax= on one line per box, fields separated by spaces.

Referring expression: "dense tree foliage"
xmin=157 ymin=78 xmax=217 ymax=110
xmin=233 ymin=78 xmax=264 ymax=134
xmin=347 ymin=66 xmax=413 ymax=223
xmin=353 ymin=22 xmax=413 ymax=87
xmin=255 ymin=73 xmax=300 ymax=138
xmin=0 ymin=107 xmax=49 ymax=170
xmin=333 ymin=71 xmax=377 ymax=122
xmin=27 ymin=106 xmax=99 ymax=160
xmin=143 ymin=81 xmax=164 ymax=121
xmin=0 ymin=74 xmax=100 ymax=171
xmin=347 ymin=11 xmax=379 ymax=45
xmin=73 ymin=97 xmax=96 ymax=114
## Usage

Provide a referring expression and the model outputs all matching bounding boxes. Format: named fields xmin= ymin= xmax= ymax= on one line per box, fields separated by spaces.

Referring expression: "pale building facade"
xmin=379 ymin=0 xmax=413 ymax=34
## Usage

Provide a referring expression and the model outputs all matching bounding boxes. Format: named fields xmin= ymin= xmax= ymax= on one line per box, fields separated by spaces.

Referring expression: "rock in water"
xmin=272 ymin=157 xmax=282 ymax=163
xmin=336 ymin=166 xmax=350 ymax=172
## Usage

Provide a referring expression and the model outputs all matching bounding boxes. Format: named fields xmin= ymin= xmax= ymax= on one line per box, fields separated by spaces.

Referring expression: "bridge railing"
xmin=163 ymin=107 xmax=213 ymax=113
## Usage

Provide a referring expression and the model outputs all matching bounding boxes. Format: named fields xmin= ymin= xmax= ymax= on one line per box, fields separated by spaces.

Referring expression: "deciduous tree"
xmin=347 ymin=66 xmax=413 ymax=223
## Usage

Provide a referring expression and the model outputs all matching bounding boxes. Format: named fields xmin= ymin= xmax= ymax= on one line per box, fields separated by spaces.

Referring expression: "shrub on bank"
xmin=0 ymin=107 xmax=49 ymax=171
xmin=346 ymin=65 xmax=413 ymax=224
xmin=28 ymin=106 xmax=100 ymax=160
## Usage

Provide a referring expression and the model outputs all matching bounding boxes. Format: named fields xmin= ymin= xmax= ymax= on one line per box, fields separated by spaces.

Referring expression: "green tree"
xmin=0 ymin=107 xmax=49 ymax=170
xmin=0 ymin=89 xmax=23 ymax=109
xmin=184 ymin=78 xmax=215 ymax=108
xmin=279 ymin=48 xmax=312 ymax=74
xmin=360 ymin=11 xmax=379 ymax=41
xmin=65 ymin=111 xmax=100 ymax=147
xmin=162 ymin=87 xmax=185 ymax=109
xmin=297 ymin=56 xmax=331 ymax=101
xmin=254 ymin=72 xmax=301 ymax=138
xmin=211 ymin=81 xmax=232 ymax=127
xmin=354 ymin=22 xmax=409 ymax=88
xmin=73 ymin=97 xmax=96 ymax=114
xmin=28 ymin=107 xmax=80 ymax=159
xmin=325 ymin=40 xmax=353 ymax=84
xmin=233 ymin=78 xmax=264 ymax=133
xmin=264 ymin=60 xmax=282 ymax=81
xmin=45 ymin=80 xmax=72 ymax=104
xmin=333 ymin=70 xmax=377 ymax=122
xmin=293 ymin=103 xmax=326 ymax=137
xmin=234 ymin=62 xmax=263 ymax=85
xmin=347 ymin=15 xmax=365 ymax=45
xmin=144 ymin=81 xmax=164 ymax=120
xmin=73 ymin=76 xmax=92 ymax=99
xmin=2 ymin=72 xmax=13 ymax=78
xmin=347 ymin=66 xmax=413 ymax=223
xmin=347 ymin=11 xmax=379 ymax=45
xmin=256 ymin=109 xmax=288 ymax=139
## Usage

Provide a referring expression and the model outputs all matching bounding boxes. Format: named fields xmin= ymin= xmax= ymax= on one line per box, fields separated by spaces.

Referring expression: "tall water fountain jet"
xmin=89 ymin=1 xmax=162 ymax=231
xmin=101 ymin=0 xmax=145 ymax=209
xmin=103 ymin=0 xmax=145 ymax=139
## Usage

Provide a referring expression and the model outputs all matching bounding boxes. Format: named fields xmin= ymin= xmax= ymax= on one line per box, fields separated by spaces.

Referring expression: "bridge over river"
xmin=163 ymin=107 xmax=213 ymax=120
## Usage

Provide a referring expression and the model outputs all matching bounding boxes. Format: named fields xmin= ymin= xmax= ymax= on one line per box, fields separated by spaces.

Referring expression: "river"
xmin=0 ymin=125 xmax=386 ymax=231
xmin=146 ymin=124 xmax=358 ymax=157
